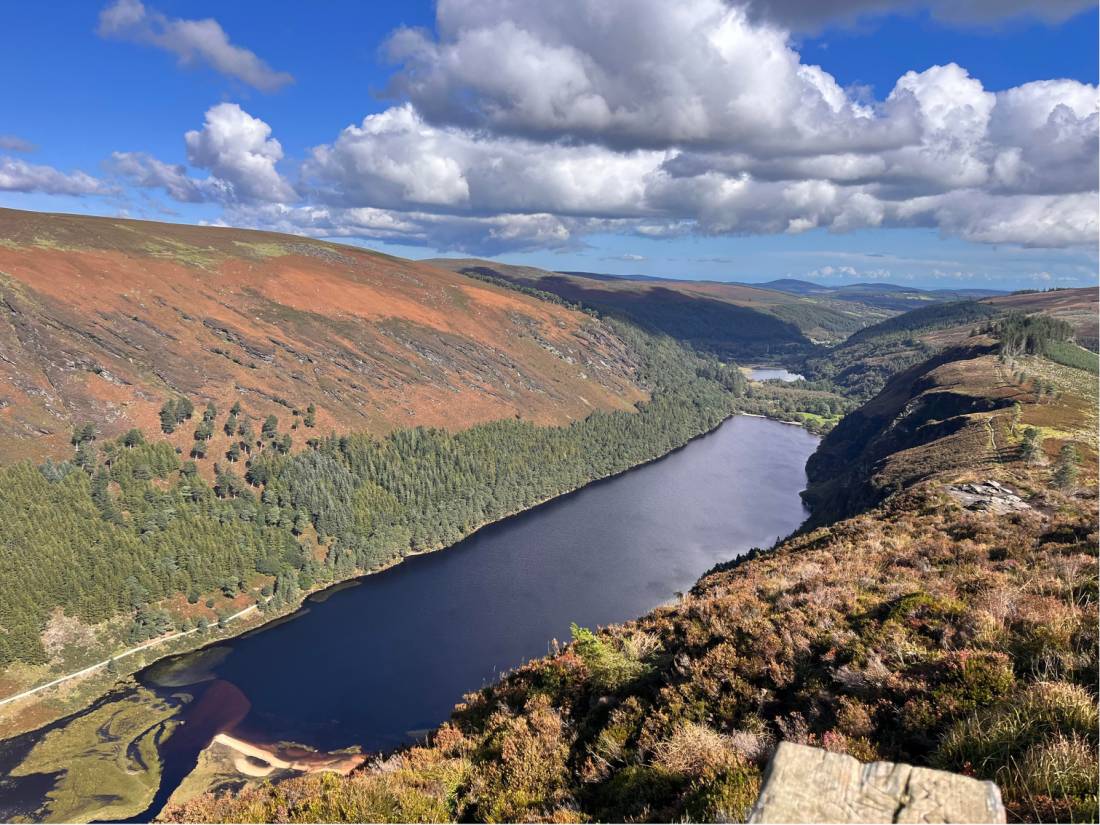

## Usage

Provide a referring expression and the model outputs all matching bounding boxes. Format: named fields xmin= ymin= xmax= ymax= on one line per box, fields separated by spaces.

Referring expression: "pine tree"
xmin=262 ymin=415 xmax=279 ymax=439
xmin=159 ymin=400 xmax=177 ymax=434
xmin=175 ymin=398 xmax=195 ymax=423
xmin=1020 ymin=427 xmax=1042 ymax=464
xmin=1053 ymin=444 xmax=1080 ymax=490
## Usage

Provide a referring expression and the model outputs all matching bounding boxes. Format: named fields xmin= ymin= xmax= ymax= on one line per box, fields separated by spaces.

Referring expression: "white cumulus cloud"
xmin=0 ymin=157 xmax=110 ymax=196
xmin=102 ymin=0 xmax=1098 ymax=255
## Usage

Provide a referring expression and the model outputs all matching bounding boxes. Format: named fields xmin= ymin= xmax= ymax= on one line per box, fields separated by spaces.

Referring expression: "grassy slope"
xmin=803 ymin=289 xmax=1099 ymax=401
xmin=0 ymin=209 xmax=645 ymax=465
xmin=165 ymin=340 xmax=1098 ymax=823
xmin=425 ymin=258 xmax=894 ymax=354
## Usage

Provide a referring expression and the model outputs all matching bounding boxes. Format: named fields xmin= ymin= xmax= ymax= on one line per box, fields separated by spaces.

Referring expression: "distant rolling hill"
xmin=754 ymin=278 xmax=1007 ymax=311
xmin=0 ymin=209 xmax=646 ymax=464
xmin=426 ymin=259 xmax=894 ymax=358
xmin=803 ymin=288 xmax=1099 ymax=399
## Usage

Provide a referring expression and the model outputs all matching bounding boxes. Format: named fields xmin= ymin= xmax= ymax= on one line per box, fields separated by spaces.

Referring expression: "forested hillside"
xmin=169 ymin=320 xmax=1098 ymax=824
xmin=0 ymin=321 xmax=743 ymax=672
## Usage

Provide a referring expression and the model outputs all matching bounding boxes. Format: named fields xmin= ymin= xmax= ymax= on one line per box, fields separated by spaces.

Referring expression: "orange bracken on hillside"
xmin=0 ymin=208 xmax=646 ymax=464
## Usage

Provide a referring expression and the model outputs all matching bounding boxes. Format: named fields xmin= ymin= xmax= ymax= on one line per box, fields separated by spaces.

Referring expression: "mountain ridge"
xmin=0 ymin=208 xmax=646 ymax=465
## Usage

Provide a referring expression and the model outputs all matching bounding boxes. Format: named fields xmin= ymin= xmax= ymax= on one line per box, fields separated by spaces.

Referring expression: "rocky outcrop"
xmin=749 ymin=742 xmax=1006 ymax=824
xmin=946 ymin=480 xmax=1031 ymax=514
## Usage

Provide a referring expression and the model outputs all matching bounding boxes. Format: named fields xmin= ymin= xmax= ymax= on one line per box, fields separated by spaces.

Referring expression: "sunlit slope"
xmin=0 ymin=209 xmax=645 ymax=463
xmin=426 ymin=258 xmax=894 ymax=355
xmin=803 ymin=288 xmax=1098 ymax=399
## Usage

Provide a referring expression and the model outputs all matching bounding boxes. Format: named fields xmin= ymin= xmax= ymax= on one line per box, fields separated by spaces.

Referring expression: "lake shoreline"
xmin=1 ymin=404 xmax=812 ymax=743
xmin=2 ymin=413 xmax=820 ymax=825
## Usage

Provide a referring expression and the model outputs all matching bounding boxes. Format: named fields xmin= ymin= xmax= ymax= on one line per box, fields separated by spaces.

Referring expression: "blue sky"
xmin=1 ymin=0 xmax=1096 ymax=289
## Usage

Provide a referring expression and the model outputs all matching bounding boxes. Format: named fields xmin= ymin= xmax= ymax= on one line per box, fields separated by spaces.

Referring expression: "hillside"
xmin=803 ymin=289 xmax=1099 ymax=400
xmin=166 ymin=325 xmax=1098 ymax=823
xmin=0 ymin=209 xmax=646 ymax=465
xmin=425 ymin=259 xmax=893 ymax=357
xmin=757 ymin=279 xmax=1006 ymax=312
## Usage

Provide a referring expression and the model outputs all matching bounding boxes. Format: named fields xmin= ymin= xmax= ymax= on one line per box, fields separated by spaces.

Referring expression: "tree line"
xmin=0 ymin=322 xmax=744 ymax=666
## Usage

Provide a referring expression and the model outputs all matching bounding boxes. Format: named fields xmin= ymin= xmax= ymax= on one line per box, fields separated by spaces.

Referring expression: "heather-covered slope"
xmin=165 ymin=332 xmax=1098 ymax=823
xmin=426 ymin=258 xmax=893 ymax=356
xmin=0 ymin=209 xmax=644 ymax=464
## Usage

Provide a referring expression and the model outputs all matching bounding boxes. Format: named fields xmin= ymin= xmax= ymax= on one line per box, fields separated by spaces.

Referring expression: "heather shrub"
xmin=464 ymin=695 xmax=572 ymax=822
xmin=589 ymin=764 xmax=683 ymax=821
xmin=681 ymin=762 xmax=762 ymax=823
xmin=570 ymin=624 xmax=652 ymax=692
xmin=587 ymin=697 xmax=646 ymax=776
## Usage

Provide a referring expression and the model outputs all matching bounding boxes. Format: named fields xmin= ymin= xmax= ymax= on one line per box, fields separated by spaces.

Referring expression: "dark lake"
xmin=3 ymin=415 xmax=819 ymax=821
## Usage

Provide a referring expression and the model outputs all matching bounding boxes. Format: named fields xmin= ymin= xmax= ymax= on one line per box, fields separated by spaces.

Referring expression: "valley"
xmin=168 ymin=315 xmax=1099 ymax=825
xmin=0 ymin=209 xmax=1095 ymax=825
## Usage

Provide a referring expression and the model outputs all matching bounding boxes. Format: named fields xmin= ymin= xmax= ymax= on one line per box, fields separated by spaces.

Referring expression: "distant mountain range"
xmin=498 ymin=266 xmax=1008 ymax=313
xmin=750 ymin=278 xmax=1007 ymax=311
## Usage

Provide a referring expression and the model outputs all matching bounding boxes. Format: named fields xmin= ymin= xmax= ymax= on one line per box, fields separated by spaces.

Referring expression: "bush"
xmin=570 ymin=624 xmax=653 ymax=692
xmin=681 ymin=763 xmax=762 ymax=823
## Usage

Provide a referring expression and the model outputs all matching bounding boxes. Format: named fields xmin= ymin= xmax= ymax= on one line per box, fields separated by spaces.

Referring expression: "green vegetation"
xmin=10 ymin=687 xmax=181 ymax=823
xmin=0 ymin=324 xmax=743 ymax=668
xmin=1045 ymin=340 xmax=1099 ymax=374
xmin=936 ymin=683 xmax=1098 ymax=822
xmin=803 ymin=301 xmax=999 ymax=400
xmin=983 ymin=312 xmax=1073 ymax=358
xmin=1053 ymin=444 xmax=1080 ymax=490
xmin=733 ymin=378 xmax=855 ymax=434
xmin=846 ymin=300 xmax=999 ymax=345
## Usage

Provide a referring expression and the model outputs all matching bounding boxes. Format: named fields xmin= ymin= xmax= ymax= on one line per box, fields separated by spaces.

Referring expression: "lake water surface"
xmin=2 ymin=415 xmax=819 ymax=822
xmin=747 ymin=367 xmax=805 ymax=382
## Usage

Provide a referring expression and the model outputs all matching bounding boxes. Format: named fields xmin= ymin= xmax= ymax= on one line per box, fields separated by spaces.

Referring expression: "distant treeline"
xmin=0 ymin=323 xmax=744 ymax=666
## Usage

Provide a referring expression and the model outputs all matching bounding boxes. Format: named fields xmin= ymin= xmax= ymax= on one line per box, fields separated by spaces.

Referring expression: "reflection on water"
xmin=747 ymin=367 xmax=805 ymax=382
xmin=144 ymin=647 xmax=233 ymax=688
xmin=3 ymin=415 xmax=819 ymax=823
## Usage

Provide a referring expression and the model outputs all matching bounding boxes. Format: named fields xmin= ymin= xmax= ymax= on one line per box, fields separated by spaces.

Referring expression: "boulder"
xmin=748 ymin=742 xmax=1006 ymax=823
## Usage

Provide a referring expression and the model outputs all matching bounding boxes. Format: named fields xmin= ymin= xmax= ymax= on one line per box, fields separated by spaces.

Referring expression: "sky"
xmin=0 ymin=0 xmax=1097 ymax=290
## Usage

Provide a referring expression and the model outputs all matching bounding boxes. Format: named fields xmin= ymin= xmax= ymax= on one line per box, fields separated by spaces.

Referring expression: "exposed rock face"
xmin=748 ymin=742 xmax=1006 ymax=824
xmin=946 ymin=480 xmax=1030 ymax=514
